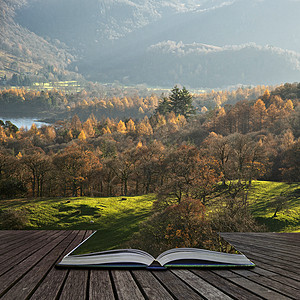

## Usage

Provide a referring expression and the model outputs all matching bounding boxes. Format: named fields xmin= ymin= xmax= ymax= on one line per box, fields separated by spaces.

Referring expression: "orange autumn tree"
xmin=157 ymin=145 xmax=220 ymax=205
xmin=53 ymin=145 xmax=96 ymax=197
xmin=22 ymin=150 xmax=52 ymax=198
xmin=116 ymin=120 xmax=127 ymax=134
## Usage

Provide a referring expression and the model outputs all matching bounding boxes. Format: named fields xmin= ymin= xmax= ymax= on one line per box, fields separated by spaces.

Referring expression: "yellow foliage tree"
xmin=137 ymin=117 xmax=153 ymax=135
xmin=88 ymin=114 xmax=98 ymax=127
xmin=66 ymin=129 xmax=73 ymax=141
xmin=261 ymin=89 xmax=271 ymax=102
xmin=126 ymin=119 xmax=136 ymax=133
xmin=16 ymin=152 xmax=23 ymax=160
xmin=136 ymin=141 xmax=143 ymax=148
xmin=29 ymin=123 xmax=39 ymax=135
xmin=138 ymin=107 xmax=145 ymax=114
xmin=167 ymin=111 xmax=177 ymax=125
xmin=253 ymin=99 xmax=267 ymax=131
xmin=117 ymin=120 xmax=127 ymax=133
xmin=102 ymin=126 xmax=112 ymax=135
xmin=284 ymin=100 xmax=294 ymax=112
xmin=45 ymin=126 xmax=56 ymax=140
xmin=177 ymin=114 xmax=187 ymax=127
xmin=71 ymin=114 xmax=82 ymax=132
xmin=155 ymin=113 xmax=166 ymax=128
xmin=218 ymin=107 xmax=226 ymax=117
xmin=0 ymin=126 xmax=7 ymax=142
xmin=201 ymin=106 xmax=208 ymax=113
xmin=78 ymin=130 xmax=87 ymax=140
xmin=83 ymin=119 xmax=95 ymax=137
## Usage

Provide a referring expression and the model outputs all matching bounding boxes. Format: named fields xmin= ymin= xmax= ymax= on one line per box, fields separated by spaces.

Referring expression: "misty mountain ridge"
xmin=85 ymin=41 xmax=300 ymax=89
xmin=1 ymin=0 xmax=300 ymax=88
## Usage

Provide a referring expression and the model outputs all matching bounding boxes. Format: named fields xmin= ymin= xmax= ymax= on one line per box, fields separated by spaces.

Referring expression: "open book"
xmin=57 ymin=232 xmax=255 ymax=269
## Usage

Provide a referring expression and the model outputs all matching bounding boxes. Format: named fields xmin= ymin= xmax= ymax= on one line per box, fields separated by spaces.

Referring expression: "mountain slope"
xmin=16 ymin=0 xmax=205 ymax=50
xmin=5 ymin=0 xmax=300 ymax=88
xmin=82 ymin=41 xmax=300 ymax=88
xmin=17 ymin=0 xmax=300 ymax=52
xmin=0 ymin=0 xmax=77 ymax=81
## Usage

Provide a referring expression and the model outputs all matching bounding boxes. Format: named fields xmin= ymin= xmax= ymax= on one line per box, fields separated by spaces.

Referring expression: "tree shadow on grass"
xmin=54 ymin=204 xmax=100 ymax=227
xmin=58 ymin=204 xmax=98 ymax=215
xmin=72 ymin=211 xmax=152 ymax=254
xmin=255 ymin=216 xmax=299 ymax=232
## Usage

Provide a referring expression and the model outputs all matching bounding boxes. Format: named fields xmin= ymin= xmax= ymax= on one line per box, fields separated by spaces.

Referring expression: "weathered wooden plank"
xmin=29 ymin=230 xmax=87 ymax=300
xmin=275 ymin=233 xmax=300 ymax=239
xmin=270 ymin=275 xmax=300 ymax=290
xmin=0 ymin=230 xmax=12 ymax=236
xmin=247 ymin=267 xmax=300 ymax=290
xmin=235 ymin=250 xmax=300 ymax=276
xmin=231 ymin=268 xmax=300 ymax=291
xmin=222 ymin=238 xmax=300 ymax=262
xmin=247 ymin=275 xmax=299 ymax=299
xmin=0 ymin=230 xmax=22 ymax=240
xmin=0 ymin=230 xmax=34 ymax=251
xmin=250 ymin=260 xmax=300 ymax=282
xmin=89 ymin=270 xmax=115 ymax=300
xmin=222 ymin=232 xmax=300 ymax=244
xmin=227 ymin=237 xmax=300 ymax=258
xmin=230 ymin=269 xmax=261 ymax=278
xmin=0 ymin=231 xmax=299 ymax=300
xmin=228 ymin=276 xmax=291 ymax=300
xmin=59 ymin=269 xmax=89 ymax=300
xmin=193 ymin=270 xmax=262 ymax=300
xmin=221 ymin=233 xmax=300 ymax=248
xmin=132 ymin=270 xmax=173 ymax=300
xmin=0 ymin=231 xmax=61 ymax=276
xmin=153 ymin=270 xmax=204 ymax=300
xmin=222 ymin=234 xmax=300 ymax=254
xmin=111 ymin=270 xmax=144 ymax=300
xmin=172 ymin=269 xmax=233 ymax=300
xmin=0 ymin=231 xmax=75 ymax=300
xmin=59 ymin=231 xmax=93 ymax=300
xmin=0 ymin=230 xmax=69 ymax=296
xmin=212 ymin=269 xmax=241 ymax=278
xmin=222 ymin=233 xmax=300 ymax=253
xmin=0 ymin=231 xmax=61 ymax=275
xmin=222 ymin=237 xmax=300 ymax=274
xmin=249 ymin=266 xmax=278 ymax=277
xmin=0 ymin=230 xmax=49 ymax=256
xmin=251 ymin=232 xmax=300 ymax=242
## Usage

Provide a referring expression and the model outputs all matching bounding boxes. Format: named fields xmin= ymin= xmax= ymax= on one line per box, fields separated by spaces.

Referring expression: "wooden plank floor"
xmin=0 ymin=231 xmax=299 ymax=299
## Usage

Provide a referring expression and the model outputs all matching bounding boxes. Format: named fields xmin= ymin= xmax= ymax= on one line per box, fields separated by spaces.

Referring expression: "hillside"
xmin=0 ymin=0 xmax=80 ymax=83
xmin=18 ymin=0 xmax=300 ymax=52
xmin=1 ymin=0 xmax=298 ymax=88
xmin=17 ymin=0 xmax=209 ymax=48
xmin=0 ymin=182 xmax=298 ymax=240
xmin=0 ymin=195 xmax=156 ymax=250
xmin=85 ymin=42 xmax=300 ymax=88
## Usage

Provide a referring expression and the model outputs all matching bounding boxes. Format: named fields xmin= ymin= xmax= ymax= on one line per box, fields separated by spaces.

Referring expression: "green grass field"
xmin=0 ymin=181 xmax=299 ymax=250
xmin=0 ymin=195 xmax=156 ymax=250
xmin=247 ymin=181 xmax=300 ymax=232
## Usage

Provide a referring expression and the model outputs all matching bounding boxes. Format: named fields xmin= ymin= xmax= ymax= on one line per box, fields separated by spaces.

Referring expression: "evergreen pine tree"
xmin=156 ymin=86 xmax=195 ymax=118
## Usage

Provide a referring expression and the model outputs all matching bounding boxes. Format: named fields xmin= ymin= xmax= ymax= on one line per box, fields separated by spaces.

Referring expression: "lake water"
xmin=0 ymin=117 xmax=49 ymax=129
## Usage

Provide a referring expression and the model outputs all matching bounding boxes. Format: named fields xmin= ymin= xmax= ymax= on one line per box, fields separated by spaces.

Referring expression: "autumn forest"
xmin=0 ymin=83 xmax=299 ymax=202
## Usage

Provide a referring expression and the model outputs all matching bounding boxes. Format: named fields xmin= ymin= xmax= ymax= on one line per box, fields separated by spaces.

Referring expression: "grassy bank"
xmin=0 ymin=195 xmax=156 ymax=250
xmin=248 ymin=181 xmax=300 ymax=232
xmin=0 ymin=181 xmax=299 ymax=242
